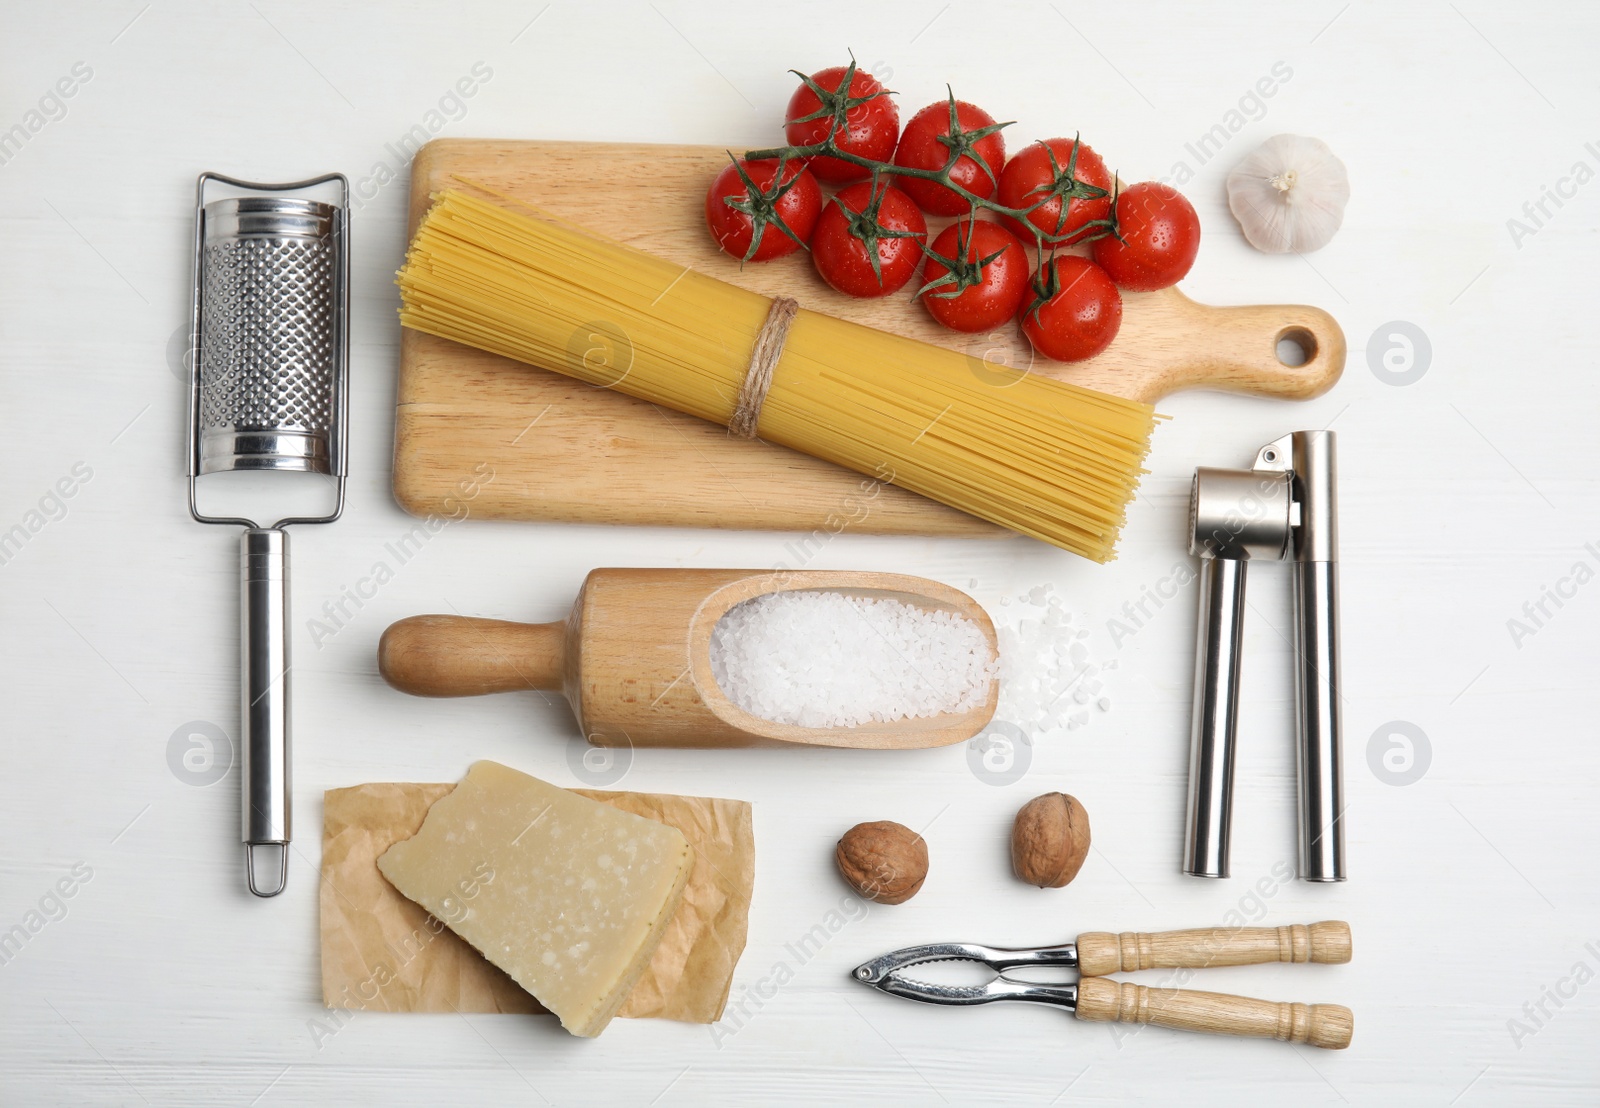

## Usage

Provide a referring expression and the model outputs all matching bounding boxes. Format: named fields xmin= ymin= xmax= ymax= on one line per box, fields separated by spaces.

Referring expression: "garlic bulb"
xmin=1226 ymin=134 xmax=1349 ymax=254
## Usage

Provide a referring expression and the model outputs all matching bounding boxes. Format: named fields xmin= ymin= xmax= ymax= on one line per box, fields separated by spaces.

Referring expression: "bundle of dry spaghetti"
xmin=398 ymin=189 xmax=1156 ymax=561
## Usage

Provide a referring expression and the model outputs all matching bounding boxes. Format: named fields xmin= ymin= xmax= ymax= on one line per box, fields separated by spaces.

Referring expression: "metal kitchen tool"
xmin=187 ymin=172 xmax=350 ymax=897
xmin=377 ymin=568 xmax=998 ymax=749
xmin=854 ymin=921 xmax=1353 ymax=1050
xmin=1183 ymin=431 xmax=1344 ymax=882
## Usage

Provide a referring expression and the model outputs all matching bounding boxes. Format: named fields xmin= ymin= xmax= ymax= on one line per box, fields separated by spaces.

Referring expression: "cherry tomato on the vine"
xmin=1019 ymin=256 xmax=1122 ymax=362
xmin=704 ymin=157 xmax=822 ymax=263
xmin=811 ymin=181 xmax=927 ymax=298
xmin=785 ymin=64 xmax=900 ymax=184
xmin=997 ymin=137 xmax=1113 ymax=245
xmin=1091 ymin=182 xmax=1201 ymax=291
xmin=892 ymin=99 xmax=1008 ymax=217
xmin=918 ymin=219 xmax=1029 ymax=333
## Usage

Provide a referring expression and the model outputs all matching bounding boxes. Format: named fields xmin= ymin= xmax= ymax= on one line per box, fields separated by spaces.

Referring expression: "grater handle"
xmin=241 ymin=528 xmax=291 ymax=897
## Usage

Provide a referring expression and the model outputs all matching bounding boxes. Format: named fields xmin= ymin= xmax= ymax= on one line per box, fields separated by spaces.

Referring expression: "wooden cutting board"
xmin=395 ymin=139 xmax=1345 ymax=536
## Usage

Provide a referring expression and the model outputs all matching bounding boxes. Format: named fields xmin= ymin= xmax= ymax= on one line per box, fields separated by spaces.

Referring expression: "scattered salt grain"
xmin=993 ymin=582 xmax=1113 ymax=736
xmin=709 ymin=591 xmax=998 ymax=729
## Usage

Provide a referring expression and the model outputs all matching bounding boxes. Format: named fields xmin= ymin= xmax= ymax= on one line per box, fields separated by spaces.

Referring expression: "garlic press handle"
xmin=1289 ymin=431 xmax=1345 ymax=882
xmin=1183 ymin=452 xmax=1293 ymax=879
xmin=1183 ymin=555 xmax=1248 ymax=878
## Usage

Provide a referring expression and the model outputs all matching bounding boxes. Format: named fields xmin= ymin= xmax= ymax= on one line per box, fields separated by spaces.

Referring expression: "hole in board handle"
xmin=1275 ymin=326 xmax=1318 ymax=368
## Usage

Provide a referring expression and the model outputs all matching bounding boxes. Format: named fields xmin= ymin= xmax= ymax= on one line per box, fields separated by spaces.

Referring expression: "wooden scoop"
xmin=378 ymin=568 xmax=999 ymax=750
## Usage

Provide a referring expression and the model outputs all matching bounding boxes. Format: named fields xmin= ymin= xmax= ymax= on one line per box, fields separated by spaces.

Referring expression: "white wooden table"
xmin=3 ymin=2 xmax=1596 ymax=1103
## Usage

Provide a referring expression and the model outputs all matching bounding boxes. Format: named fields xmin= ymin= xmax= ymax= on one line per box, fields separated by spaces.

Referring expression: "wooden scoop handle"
xmin=378 ymin=615 xmax=565 ymax=696
xmin=1074 ymin=978 xmax=1352 ymax=1049
xmin=1075 ymin=921 xmax=1351 ymax=976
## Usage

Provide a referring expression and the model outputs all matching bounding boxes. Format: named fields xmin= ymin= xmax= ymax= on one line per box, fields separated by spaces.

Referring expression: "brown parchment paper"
xmin=319 ymin=782 xmax=753 ymax=1023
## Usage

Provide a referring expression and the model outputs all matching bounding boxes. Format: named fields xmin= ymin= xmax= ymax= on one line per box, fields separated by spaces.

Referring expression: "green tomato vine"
xmin=729 ymin=55 xmax=1122 ymax=293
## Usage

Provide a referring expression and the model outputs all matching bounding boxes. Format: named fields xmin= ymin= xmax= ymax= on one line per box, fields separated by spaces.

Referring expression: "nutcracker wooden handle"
xmin=1074 ymin=977 xmax=1353 ymax=1049
xmin=1075 ymin=921 xmax=1351 ymax=976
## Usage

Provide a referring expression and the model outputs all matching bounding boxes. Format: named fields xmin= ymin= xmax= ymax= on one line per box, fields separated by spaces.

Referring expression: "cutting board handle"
xmin=1152 ymin=297 xmax=1345 ymax=403
xmin=379 ymin=615 xmax=565 ymax=696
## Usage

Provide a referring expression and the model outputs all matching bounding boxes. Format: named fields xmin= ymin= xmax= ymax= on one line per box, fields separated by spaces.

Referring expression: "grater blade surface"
xmin=196 ymin=196 xmax=342 ymax=475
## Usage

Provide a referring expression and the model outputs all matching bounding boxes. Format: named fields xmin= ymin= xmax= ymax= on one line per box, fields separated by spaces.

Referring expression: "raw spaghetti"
xmin=397 ymin=188 xmax=1156 ymax=561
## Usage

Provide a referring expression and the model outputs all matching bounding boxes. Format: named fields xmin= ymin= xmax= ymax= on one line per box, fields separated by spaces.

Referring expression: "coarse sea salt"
xmin=994 ymin=582 xmax=1110 ymax=735
xmin=709 ymin=591 xmax=998 ymax=729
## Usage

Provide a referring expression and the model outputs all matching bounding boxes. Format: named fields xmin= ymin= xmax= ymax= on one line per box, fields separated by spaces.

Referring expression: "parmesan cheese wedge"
xmin=377 ymin=760 xmax=694 ymax=1037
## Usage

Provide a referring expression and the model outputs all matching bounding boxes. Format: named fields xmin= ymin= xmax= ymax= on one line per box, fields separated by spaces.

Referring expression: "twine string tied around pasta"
xmin=728 ymin=297 xmax=798 ymax=440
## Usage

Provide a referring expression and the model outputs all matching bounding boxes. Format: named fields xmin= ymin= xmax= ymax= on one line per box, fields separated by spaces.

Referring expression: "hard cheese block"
xmin=377 ymin=760 xmax=695 ymax=1037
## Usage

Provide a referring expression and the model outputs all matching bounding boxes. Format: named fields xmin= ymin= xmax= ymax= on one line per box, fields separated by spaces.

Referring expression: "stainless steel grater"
xmin=187 ymin=172 xmax=350 ymax=897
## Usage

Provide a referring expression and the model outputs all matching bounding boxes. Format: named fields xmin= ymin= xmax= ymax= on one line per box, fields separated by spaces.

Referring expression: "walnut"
xmin=835 ymin=821 xmax=928 ymax=904
xmin=1011 ymin=792 xmax=1091 ymax=888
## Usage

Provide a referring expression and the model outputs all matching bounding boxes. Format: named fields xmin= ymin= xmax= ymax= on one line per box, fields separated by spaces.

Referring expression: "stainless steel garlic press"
xmin=187 ymin=171 xmax=350 ymax=897
xmin=854 ymin=921 xmax=1353 ymax=1049
xmin=1184 ymin=430 xmax=1345 ymax=882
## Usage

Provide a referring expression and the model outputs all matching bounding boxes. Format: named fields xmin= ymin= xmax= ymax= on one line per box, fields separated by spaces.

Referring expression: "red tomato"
xmin=811 ymin=181 xmax=928 ymax=297
xmin=1020 ymin=256 xmax=1122 ymax=362
xmin=997 ymin=137 xmax=1113 ymax=245
xmin=1091 ymin=182 xmax=1201 ymax=291
xmin=784 ymin=63 xmax=899 ymax=184
xmin=918 ymin=219 xmax=1029 ymax=333
xmin=705 ymin=157 xmax=822 ymax=263
xmin=892 ymin=99 xmax=1008 ymax=216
